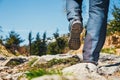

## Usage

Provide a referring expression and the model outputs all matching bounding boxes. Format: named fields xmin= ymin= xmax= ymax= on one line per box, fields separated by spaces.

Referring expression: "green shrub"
xmin=47 ymin=37 xmax=68 ymax=55
xmin=33 ymin=56 xmax=80 ymax=69
xmin=25 ymin=68 xmax=62 ymax=79
xmin=6 ymin=60 xmax=21 ymax=67
xmin=101 ymin=48 xmax=116 ymax=54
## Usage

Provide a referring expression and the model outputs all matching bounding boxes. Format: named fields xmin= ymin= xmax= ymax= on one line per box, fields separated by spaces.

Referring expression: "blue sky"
xmin=0 ymin=0 xmax=119 ymax=45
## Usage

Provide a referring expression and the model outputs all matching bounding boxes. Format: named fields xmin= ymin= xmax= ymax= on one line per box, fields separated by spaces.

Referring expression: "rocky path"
xmin=0 ymin=53 xmax=120 ymax=80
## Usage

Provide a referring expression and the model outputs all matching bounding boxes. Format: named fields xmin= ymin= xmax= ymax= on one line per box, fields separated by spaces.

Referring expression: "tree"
xmin=39 ymin=32 xmax=47 ymax=56
xmin=56 ymin=37 xmax=67 ymax=53
xmin=0 ymin=26 xmax=3 ymax=44
xmin=108 ymin=6 xmax=120 ymax=35
xmin=5 ymin=31 xmax=24 ymax=53
xmin=31 ymin=33 xmax=41 ymax=55
xmin=28 ymin=31 xmax=34 ymax=55
xmin=53 ymin=28 xmax=59 ymax=39
xmin=0 ymin=36 xmax=4 ymax=45
xmin=31 ymin=32 xmax=47 ymax=56
xmin=47 ymin=29 xmax=68 ymax=54
xmin=47 ymin=42 xmax=59 ymax=55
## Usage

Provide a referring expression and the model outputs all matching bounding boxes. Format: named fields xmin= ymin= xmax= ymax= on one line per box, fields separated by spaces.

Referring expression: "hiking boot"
xmin=69 ymin=20 xmax=83 ymax=50
xmin=82 ymin=60 xmax=98 ymax=66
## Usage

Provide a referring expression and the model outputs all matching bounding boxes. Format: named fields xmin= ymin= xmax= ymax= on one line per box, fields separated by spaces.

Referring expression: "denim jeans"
xmin=66 ymin=0 xmax=109 ymax=63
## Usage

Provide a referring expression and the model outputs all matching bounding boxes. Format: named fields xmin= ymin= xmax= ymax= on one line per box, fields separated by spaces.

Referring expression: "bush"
xmin=47 ymin=37 xmax=68 ymax=55
xmin=26 ymin=68 xmax=62 ymax=79
xmin=101 ymin=48 xmax=116 ymax=54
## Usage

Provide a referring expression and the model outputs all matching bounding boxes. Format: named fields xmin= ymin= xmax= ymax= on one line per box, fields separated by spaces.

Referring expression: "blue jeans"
xmin=66 ymin=0 xmax=109 ymax=63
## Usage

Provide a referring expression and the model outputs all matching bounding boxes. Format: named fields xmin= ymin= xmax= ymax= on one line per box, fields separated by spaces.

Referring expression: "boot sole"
xmin=69 ymin=23 xmax=83 ymax=50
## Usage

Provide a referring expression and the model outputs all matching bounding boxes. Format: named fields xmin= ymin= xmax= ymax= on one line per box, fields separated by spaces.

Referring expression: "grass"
xmin=25 ymin=68 xmax=62 ymax=80
xmin=6 ymin=60 xmax=21 ymax=67
xmin=15 ymin=55 xmax=81 ymax=79
xmin=24 ymin=56 xmax=80 ymax=79
xmin=101 ymin=48 xmax=116 ymax=54
xmin=28 ymin=57 xmax=38 ymax=66
xmin=33 ymin=55 xmax=80 ymax=69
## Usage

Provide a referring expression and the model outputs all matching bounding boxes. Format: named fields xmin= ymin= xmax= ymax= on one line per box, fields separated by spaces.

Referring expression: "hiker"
xmin=66 ymin=0 xmax=109 ymax=65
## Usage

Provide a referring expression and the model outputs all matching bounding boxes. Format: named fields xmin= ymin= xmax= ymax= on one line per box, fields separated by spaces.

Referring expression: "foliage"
xmin=32 ymin=56 xmax=80 ymax=69
xmin=31 ymin=32 xmax=47 ymax=56
xmin=0 ymin=36 xmax=4 ymax=44
xmin=56 ymin=37 xmax=68 ymax=51
xmin=0 ymin=26 xmax=3 ymax=44
xmin=6 ymin=58 xmax=25 ymax=67
xmin=47 ymin=56 xmax=80 ymax=66
xmin=101 ymin=48 xmax=116 ymax=54
xmin=47 ymin=42 xmax=59 ymax=55
xmin=107 ymin=6 xmax=120 ymax=35
xmin=6 ymin=60 xmax=21 ymax=67
xmin=26 ymin=68 xmax=62 ymax=80
xmin=28 ymin=31 xmax=34 ymax=55
xmin=39 ymin=32 xmax=47 ymax=55
xmin=25 ymin=56 xmax=80 ymax=79
xmin=53 ymin=28 xmax=59 ymax=39
xmin=31 ymin=33 xmax=41 ymax=55
xmin=5 ymin=31 xmax=24 ymax=53
xmin=47 ymin=29 xmax=68 ymax=55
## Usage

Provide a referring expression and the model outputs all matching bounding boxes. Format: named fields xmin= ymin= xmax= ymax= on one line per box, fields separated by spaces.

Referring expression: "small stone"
xmin=2 ymin=74 xmax=12 ymax=80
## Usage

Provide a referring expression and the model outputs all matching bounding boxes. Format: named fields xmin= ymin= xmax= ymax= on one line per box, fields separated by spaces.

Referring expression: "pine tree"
xmin=31 ymin=32 xmax=47 ymax=56
xmin=40 ymin=32 xmax=47 ymax=56
xmin=28 ymin=31 xmax=34 ymax=55
xmin=0 ymin=26 xmax=3 ymax=44
xmin=31 ymin=33 xmax=41 ymax=55
xmin=5 ymin=31 xmax=24 ymax=53
xmin=108 ymin=6 xmax=120 ymax=35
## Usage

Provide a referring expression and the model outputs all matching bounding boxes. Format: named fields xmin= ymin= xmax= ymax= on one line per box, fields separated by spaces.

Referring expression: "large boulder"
xmin=62 ymin=63 xmax=106 ymax=80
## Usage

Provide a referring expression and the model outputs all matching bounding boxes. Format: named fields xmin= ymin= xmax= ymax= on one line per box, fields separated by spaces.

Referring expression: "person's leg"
xmin=83 ymin=0 xmax=109 ymax=64
xmin=66 ymin=0 xmax=83 ymax=23
xmin=66 ymin=0 xmax=83 ymax=50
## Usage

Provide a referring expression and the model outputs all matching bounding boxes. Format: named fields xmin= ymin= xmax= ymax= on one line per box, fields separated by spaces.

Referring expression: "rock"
xmin=2 ymin=74 xmax=12 ymax=80
xmin=62 ymin=63 xmax=97 ymax=74
xmin=40 ymin=54 xmax=76 ymax=61
xmin=11 ymin=68 xmax=19 ymax=74
xmin=31 ymin=57 xmax=47 ymax=67
xmin=107 ymin=76 xmax=120 ymax=80
xmin=32 ymin=75 xmax=62 ymax=80
xmin=0 ymin=56 xmax=6 ymax=60
xmin=1 ymin=57 xmax=13 ymax=66
xmin=0 ymin=72 xmax=9 ymax=77
xmin=28 ymin=56 xmax=40 ymax=60
xmin=0 ymin=53 xmax=120 ymax=80
xmin=99 ymin=53 xmax=120 ymax=61
xmin=0 ymin=66 xmax=10 ymax=71
xmin=98 ymin=65 xmax=120 ymax=75
xmin=98 ymin=53 xmax=120 ymax=66
xmin=62 ymin=63 xmax=106 ymax=80
xmin=0 ymin=55 xmax=7 ymax=66
xmin=32 ymin=75 xmax=85 ymax=80
xmin=0 ymin=78 xmax=2 ymax=80
xmin=12 ymin=72 xmax=24 ymax=80
xmin=3 ymin=57 xmax=28 ymax=67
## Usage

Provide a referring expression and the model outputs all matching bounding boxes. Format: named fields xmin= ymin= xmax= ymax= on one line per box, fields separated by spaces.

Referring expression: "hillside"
xmin=0 ymin=35 xmax=120 ymax=80
xmin=0 ymin=44 xmax=15 ymax=57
